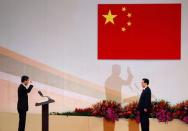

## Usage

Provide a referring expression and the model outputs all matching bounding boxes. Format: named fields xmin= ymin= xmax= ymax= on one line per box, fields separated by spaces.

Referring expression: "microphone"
xmin=37 ymin=90 xmax=55 ymax=102
xmin=38 ymin=90 xmax=43 ymax=97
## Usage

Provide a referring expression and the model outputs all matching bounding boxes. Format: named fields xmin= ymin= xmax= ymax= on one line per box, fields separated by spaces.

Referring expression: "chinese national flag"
xmin=98 ymin=4 xmax=181 ymax=59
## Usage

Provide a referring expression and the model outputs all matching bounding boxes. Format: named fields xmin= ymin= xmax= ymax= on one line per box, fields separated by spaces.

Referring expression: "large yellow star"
xmin=103 ymin=10 xmax=117 ymax=24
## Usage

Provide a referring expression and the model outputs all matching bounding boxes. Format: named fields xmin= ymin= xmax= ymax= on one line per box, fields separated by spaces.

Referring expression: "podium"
xmin=35 ymin=91 xmax=55 ymax=131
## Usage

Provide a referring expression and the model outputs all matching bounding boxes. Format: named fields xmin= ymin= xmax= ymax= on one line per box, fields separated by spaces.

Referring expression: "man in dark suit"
xmin=138 ymin=78 xmax=151 ymax=131
xmin=17 ymin=75 xmax=33 ymax=131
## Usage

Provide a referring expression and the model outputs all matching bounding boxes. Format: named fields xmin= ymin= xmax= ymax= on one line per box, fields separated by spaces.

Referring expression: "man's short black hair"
xmin=142 ymin=78 xmax=149 ymax=85
xmin=21 ymin=75 xmax=29 ymax=83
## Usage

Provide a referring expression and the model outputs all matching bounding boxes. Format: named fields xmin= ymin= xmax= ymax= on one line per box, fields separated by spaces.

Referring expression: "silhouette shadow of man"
xmin=105 ymin=64 xmax=133 ymax=103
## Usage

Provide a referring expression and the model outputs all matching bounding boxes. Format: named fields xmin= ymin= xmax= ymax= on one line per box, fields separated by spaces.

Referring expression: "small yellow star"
xmin=121 ymin=27 xmax=126 ymax=32
xmin=122 ymin=7 xmax=126 ymax=12
xmin=102 ymin=10 xmax=117 ymax=24
xmin=127 ymin=21 xmax=132 ymax=26
xmin=127 ymin=13 xmax=132 ymax=18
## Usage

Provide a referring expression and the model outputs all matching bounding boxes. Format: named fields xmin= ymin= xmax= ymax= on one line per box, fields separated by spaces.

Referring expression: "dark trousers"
xmin=140 ymin=111 xmax=149 ymax=131
xmin=18 ymin=110 xmax=27 ymax=131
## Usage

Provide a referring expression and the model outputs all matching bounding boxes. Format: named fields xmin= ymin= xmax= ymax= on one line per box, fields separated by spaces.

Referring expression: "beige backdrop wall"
xmin=0 ymin=0 xmax=188 ymax=105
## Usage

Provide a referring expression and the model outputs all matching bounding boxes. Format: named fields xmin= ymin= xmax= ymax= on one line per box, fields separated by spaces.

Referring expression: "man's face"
xmin=141 ymin=80 xmax=147 ymax=88
xmin=24 ymin=79 xmax=30 ymax=86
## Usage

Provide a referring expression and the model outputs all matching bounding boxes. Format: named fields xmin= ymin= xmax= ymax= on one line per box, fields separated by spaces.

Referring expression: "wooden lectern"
xmin=35 ymin=91 xmax=55 ymax=131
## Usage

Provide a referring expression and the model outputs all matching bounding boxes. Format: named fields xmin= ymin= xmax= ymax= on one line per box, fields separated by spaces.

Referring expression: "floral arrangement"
xmin=120 ymin=101 xmax=140 ymax=122
xmin=172 ymin=100 xmax=188 ymax=123
xmin=51 ymin=100 xmax=188 ymax=124
xmin=150 ymin=100 xmax=173 ymax=122
xmin=91 ymin=100 xmax=122 ymax=122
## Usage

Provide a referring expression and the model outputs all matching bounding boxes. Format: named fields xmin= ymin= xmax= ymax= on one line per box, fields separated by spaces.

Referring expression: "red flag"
xmin=98 ymin=4 xmax=181 ymax=59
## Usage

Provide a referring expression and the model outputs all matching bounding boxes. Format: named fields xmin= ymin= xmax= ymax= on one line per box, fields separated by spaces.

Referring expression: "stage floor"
xmin=0 ymin=112 xmax=188 ymax=131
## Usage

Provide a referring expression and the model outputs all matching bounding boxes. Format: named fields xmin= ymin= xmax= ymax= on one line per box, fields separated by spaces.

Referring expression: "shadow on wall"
xmin=105 ymin=64 xmax=134 ymax=103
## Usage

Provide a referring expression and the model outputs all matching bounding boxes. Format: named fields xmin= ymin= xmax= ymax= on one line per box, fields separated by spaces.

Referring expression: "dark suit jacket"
xmin=138 ymin=87 xmax=151 ymax=112
xmin=17 ymin=84 xmax=33 ymax=112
